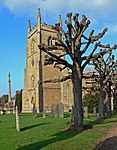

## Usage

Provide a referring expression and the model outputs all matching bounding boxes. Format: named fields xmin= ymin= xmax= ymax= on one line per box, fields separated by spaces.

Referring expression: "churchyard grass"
xmin=0 ymin=113 xmax=117 ymax=150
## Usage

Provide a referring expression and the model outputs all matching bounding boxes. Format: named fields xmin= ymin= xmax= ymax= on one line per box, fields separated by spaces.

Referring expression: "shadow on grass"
xmin=93 ymin=119 xmax=117 ymax=126
xmin=85 ymin=116 xmax=117 ymax=127
xmin=64 ymin=113 xmax=71 ymax=118
xmin=16 ymin=130 xmax=81 ymax=150
xmin=94 ymin=136 xmax=117 ymax=150
xmin=17 ymin=114 xmax=117 ymax=150
xmin=21 ymin=123 xmax=49 ymax=132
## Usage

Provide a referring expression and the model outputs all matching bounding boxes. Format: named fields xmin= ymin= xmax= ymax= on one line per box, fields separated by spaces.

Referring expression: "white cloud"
xmin=108 ymin=24 xmax=117 ymax=33
xmin=1 ymin=0 xmax=117 ymax=16
xmin=1 ymin=0 xmax=117 ymax=26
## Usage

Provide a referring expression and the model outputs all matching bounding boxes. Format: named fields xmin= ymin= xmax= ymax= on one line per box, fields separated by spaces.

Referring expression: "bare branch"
xmin=53 ymin=63 xmax=67 ymax=71
xmin=81 ymin=30 xmax=94 ymax=55
xmin=91 ymin=28 xmax=108 ymax=42
xmin=81 ymin=42 xmax=100 ymax=71
xmin=42 ymin=75 xmax=71 ymax=83
xmin=39 ymin=44 xmax=73 ymax=69
xmin=55 ymin=40 xmax=75 ymax=61
xmin=91 ymin=44 xmax=117 ymax=61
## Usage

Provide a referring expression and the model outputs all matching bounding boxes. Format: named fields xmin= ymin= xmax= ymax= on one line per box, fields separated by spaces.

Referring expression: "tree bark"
xmin=106 ymin=82 xmax=112 ymax=116
xmin=98 ymin=82 xmax=105 ymax=119
xmin=113 ymin=87 xmax=117 ymax=113
xmin=70 ymin=68 xmax=84 ymax=131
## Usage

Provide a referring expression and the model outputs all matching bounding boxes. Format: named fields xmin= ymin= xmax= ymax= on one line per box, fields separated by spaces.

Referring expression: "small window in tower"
xmin=47 ymin=36 xmax=52 ymax=46
xmin=32 ymin=59 xmax=34 ymax=67
xmin=31 ymin=39 xmax=35 ymax=55
xmin=31 ymin=75 xmax=35 ymax=88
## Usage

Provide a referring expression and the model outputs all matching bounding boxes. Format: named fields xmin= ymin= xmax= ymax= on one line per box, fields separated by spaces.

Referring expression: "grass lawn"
xmin=0 ymin=113 xmax=117 ymax=150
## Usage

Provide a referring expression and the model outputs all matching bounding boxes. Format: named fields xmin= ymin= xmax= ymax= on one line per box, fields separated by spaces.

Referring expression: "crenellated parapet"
xmin=41 ymin=23 xmax=56 ymax=33
xmin=28 ymin=23 xmax=56 ymax=39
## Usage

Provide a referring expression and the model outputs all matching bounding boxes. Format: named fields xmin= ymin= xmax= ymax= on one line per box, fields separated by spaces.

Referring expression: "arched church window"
xmin=31 ymin=39 xmax=35 ymax=67
xmin=31 ymin=39 xmax=35 ymax=54
xmin=31 ymin=59 xmax=34 ymax=67
xmin=47 ymin=36 xmax=52 ymax=46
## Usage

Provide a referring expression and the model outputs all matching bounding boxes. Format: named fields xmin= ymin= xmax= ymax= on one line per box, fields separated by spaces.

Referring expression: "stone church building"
xmin=22 ymin=9 xmax=95 ymax=113
xmin=22 ymin=9 xmax=73 ymax=113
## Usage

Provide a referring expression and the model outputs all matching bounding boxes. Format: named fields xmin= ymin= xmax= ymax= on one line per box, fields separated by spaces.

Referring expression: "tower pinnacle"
xmin=37 ymin=8 xmax=41 ymax=33
xmin=59 ymin=15 xmax=62 ymax=27
xmin=28 ymin=20 xmax=31 ymax=35
xmin=37 ymin=8 xmax=41 ymax=19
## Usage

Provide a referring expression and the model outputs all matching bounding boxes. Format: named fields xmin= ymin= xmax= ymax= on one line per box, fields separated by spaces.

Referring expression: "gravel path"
xmin=95 ymin=124 xmax=117 ymax=150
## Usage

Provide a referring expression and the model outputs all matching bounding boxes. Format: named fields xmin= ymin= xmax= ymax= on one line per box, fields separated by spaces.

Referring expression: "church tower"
xmin=22 ymin=9 xmax=62 ymax=113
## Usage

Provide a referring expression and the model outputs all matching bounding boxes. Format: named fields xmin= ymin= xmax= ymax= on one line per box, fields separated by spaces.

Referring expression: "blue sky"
xmin=0 ymin=0 xmax=117 ymax=97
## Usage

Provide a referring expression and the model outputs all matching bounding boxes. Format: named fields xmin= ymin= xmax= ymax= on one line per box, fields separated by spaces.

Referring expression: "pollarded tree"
xmin=39 ymin=12 xmax=116 ymax=131
xmin=111 ymin=66 xmax=117 ymax=112
xmin=105 ymin=62 xmax=117 ymax=116
xmin=92 ymin=52 xmax=117 ymax=118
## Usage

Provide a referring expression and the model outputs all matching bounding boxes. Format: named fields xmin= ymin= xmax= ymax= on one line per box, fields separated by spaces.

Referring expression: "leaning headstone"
xmin=93 ymin=107 xmax=96 ymax=115
xmin=58 ymin=103 xmax=64 ymax=118
xmin=84 ymin=106 xmax=88 ymax=118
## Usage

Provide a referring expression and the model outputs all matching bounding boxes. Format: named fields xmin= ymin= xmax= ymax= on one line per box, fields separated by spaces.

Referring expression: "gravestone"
xmin=51 ymin=104 xmax=54 ymax=116
xmin=32 ymin=105 xmax=37 ymax=117
xmin=96 ymin=113 xmax=99 ymax=118
xmin=84 ymin=106 xmax=88 ymax=118
xmin=93 ymin=107 xmax=96 ymax=115
xmin=51 ymin=103 xmax=64 ymax=118
xmin=56 ymin=104 xmax=59 ymax=117
xmin=51 ymin=104 xmax=58 ymax=117
xmin=43 ymin=109 xmax=46 ymax=118
xmin=58 ymin=103 xmax=64 ymax=118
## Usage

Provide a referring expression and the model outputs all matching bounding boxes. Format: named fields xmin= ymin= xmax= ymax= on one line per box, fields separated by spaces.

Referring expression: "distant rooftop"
xmin=83 ymin=67 xmax=94 ymax=74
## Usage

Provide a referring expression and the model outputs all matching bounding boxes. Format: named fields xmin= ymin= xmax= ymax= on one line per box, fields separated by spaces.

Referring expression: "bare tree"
xmin=39 ymin=12 xmax=116 ymax=130
xmin=92 ymin=52 xmax=117 ymax=118
xmin=111 ymin=67 xmax=117 ymax=112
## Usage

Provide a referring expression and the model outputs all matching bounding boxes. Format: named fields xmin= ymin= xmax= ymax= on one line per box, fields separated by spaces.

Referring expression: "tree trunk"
xmin=39 ymin=48 xmax=43 ymax=113
xmin=113 ymin=87 xmax=117 ymax=113
xmin=107 ymin=83 xmax=112 ymax=116
xmin=70 ymin=69 xmax=84 ymax=131
xmin=98 ymin=82 xmax=105 ymax=119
